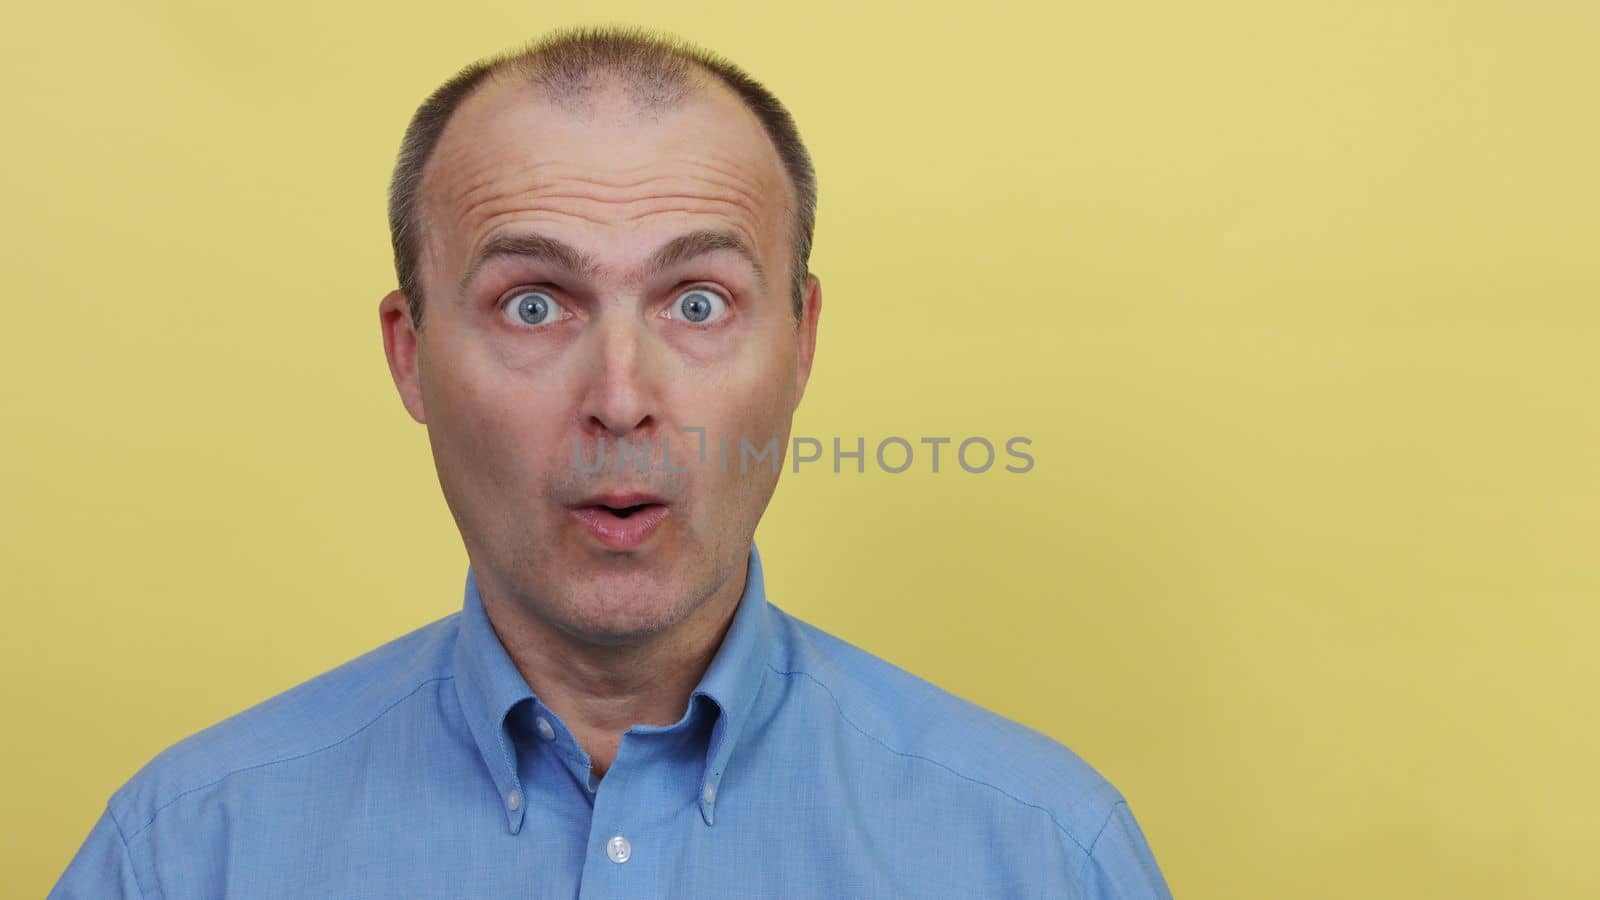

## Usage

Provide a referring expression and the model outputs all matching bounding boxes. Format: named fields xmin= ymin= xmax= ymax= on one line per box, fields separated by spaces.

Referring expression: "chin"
xmin=498 ymin=528 xmax=724 ymax=642
xmin=552 ymin=579 xmax=695 ymax=643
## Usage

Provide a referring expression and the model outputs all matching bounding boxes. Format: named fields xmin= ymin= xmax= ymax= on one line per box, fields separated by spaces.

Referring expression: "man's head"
xmin=378 ymin=26 xmax=821 ymax=646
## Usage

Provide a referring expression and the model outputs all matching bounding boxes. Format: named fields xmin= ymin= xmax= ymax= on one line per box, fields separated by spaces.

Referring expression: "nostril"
xmin=586 ymin=413 xmax=656 ymax=441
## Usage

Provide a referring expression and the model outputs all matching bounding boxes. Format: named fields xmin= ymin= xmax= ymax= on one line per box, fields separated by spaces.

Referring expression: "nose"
xmin=577 ymin=311 xmax=661 ymax=440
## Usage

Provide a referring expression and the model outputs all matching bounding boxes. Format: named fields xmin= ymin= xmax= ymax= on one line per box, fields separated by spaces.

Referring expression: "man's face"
xmin=380 ymin=73 xmax=820 ymax=644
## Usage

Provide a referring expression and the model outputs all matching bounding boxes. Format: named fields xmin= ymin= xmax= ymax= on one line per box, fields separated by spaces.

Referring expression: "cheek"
xmin=423 ymin=339 xmax=575 ymax=495
xmin=669 ymin=339 xmax=794 ymax=440
xmin=665 ymin=348 xmax=797 ymax=509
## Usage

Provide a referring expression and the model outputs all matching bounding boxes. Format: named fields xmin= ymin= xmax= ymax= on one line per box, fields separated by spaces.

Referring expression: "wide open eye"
xmin=501 ymin=289 xmax=568 ymax=326
xmin=667 ymin=287 xmax=729 ymax=324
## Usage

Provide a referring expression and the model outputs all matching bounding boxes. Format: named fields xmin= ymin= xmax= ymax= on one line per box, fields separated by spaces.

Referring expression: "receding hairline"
xmin=411 ymin=64 xmax=794 ymax=283
xmin=391 ymin=33 xmax=815 ymax=326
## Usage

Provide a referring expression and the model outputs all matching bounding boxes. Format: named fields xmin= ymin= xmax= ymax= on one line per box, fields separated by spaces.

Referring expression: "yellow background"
xmin=4 ymin=1 xmax=1597 ymax=897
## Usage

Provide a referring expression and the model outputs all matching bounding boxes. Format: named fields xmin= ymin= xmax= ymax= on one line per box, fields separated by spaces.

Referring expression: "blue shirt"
xmin=51 ymin=543 xmax=1171 ymax=898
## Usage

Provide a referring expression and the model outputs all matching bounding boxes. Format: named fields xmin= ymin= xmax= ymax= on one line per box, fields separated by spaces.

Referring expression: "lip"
xmin=573 ymin=492 xmax=668 ymax=509
xmin=567 ymin=493 xmax=671 ymax=550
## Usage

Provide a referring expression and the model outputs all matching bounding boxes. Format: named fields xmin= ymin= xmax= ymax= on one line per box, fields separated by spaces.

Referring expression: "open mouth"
xmin=599 ymin=503 xmax=659 ymax=519
xmin=569 ymin=494 xmax=672 ymax=549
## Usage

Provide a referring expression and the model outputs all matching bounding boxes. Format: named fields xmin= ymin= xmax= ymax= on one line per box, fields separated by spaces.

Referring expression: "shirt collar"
xmin=451 ymin=541 xmax=774 ymax=832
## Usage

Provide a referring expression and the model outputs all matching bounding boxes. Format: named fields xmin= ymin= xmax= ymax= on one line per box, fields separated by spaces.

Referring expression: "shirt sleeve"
xmin=47 ymin=805 xmax=147 ymax=900
xmin=1077 ymin=800 xmax=1173 ymax=899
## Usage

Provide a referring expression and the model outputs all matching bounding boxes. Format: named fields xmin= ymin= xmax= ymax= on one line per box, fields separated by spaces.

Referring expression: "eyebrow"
xmin=457 ymin=227 xmax=767 ymax=294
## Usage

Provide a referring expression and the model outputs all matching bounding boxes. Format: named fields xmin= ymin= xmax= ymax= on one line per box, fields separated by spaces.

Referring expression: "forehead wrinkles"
xmin=419 ymin=99 xmax=793 ymax=293
xmin=453 ymin=158 xmax=774 ymax=241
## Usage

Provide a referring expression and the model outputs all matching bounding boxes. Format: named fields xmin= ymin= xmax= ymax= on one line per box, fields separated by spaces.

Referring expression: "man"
xmin=51 ymin=25 xmax=1170 ymax=899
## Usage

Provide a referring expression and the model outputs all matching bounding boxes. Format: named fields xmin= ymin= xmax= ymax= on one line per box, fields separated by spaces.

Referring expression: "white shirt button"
xmin=506 ymin=790 xmax=522 ymax=811
xmin=702 ymin=782 xmax=716 ymax=804
xmin=606 ymin=834 xmax=631 ymax=864
xmin=535 ymin=716 xmax=556 ymax=742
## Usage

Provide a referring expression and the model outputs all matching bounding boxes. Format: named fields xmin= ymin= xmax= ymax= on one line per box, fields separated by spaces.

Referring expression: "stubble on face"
xmin=410 ymin=70 xmax=805 ymax=649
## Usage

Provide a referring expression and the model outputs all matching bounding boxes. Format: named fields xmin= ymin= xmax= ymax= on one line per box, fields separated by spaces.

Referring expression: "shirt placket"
xmin=576 ymin=728 xmax=696 ymax=899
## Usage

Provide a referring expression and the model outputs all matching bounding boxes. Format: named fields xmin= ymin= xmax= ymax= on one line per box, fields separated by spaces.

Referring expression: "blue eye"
xmin=503 ymin=290 xmax=565 ymax=326
xmin=673 ymin=288 xmax=727 ymax=324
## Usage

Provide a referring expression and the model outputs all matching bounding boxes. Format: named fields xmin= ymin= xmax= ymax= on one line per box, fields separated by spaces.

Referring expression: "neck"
xmin=477 ymin=557 xmax=747 ymax=778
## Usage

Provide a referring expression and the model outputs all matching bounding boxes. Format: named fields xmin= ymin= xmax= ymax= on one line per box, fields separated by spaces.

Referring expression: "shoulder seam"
xmin=107 ymin=803 xmax=149 ymax=899
xmin=1073 ymin=799 xmax=1129 ymax=886
xmin=1086 ymin=799 xmax=1127 ymax=856
xmin=125 ymin=675 xmax=455 ymax=841
xmin=768 ymin=664 xmax=1099 ymax=856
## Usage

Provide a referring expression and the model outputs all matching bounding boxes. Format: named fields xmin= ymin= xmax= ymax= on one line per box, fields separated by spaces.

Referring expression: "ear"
xmin=378 ymin=289 xmax=427 ymax=424
xmin=792 ymin=272 xmax=822 ymax=412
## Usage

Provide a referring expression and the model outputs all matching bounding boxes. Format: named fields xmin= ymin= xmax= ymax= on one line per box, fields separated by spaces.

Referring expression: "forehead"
xmin=417 ymin=70 xmax=793 ymax=286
